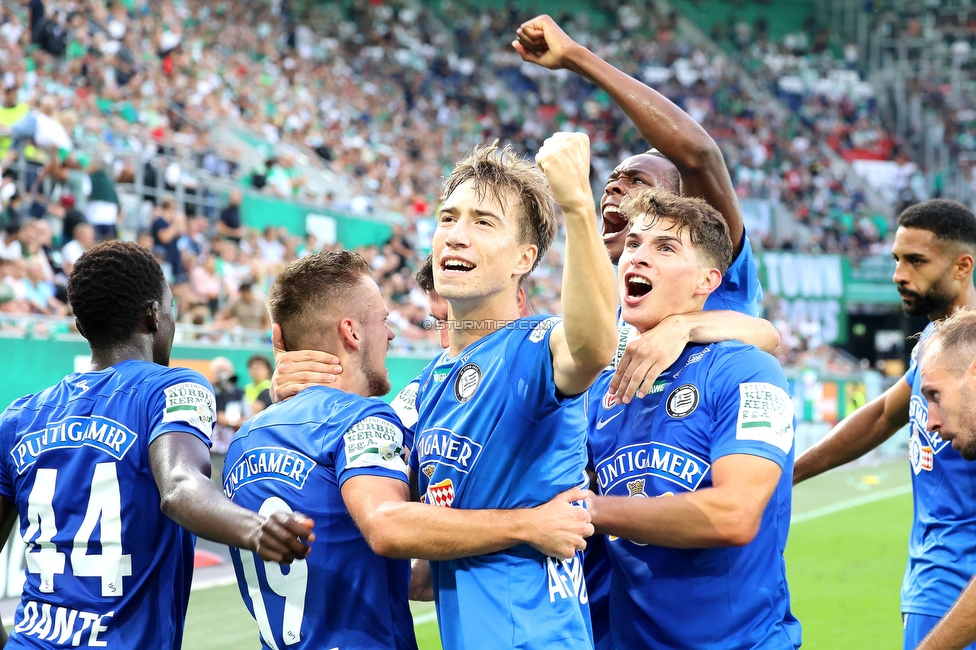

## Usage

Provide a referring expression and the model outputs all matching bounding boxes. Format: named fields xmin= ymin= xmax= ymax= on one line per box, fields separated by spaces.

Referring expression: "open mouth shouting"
xmin=623 ymin=272 xmax=652 ymax=306
xmin=601 ymin=204 xmax=628 ymax=241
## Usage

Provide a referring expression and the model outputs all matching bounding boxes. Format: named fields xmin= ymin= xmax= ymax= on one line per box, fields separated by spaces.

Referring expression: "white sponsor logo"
xmin=529 ymin=317 xmax=559 ymax=343
xmin=342 ymin=417 xmax=407 ymax=476
xmin=162 ymin=382 xmax=216 ymax=439
xmin=736 ymin=382 xmax=794 ymax=453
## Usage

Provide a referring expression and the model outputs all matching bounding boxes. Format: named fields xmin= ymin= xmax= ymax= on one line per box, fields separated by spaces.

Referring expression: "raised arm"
xmin=514 ymin=15 xmax=743 ymax=254
xmin=342 ymin=476 xmax=593 ymax=561
xmin=793 ymin=377 xmax=911 ymax=483
xmin=588 ymin=454 xmax=781 ymax=547
xmin=612 ymin=311 xmax=781 ymax=403
xmin=536 ymin=132 xmax=618 ymax=395
xmin=149 ymin=432 xmax=314 ymax=563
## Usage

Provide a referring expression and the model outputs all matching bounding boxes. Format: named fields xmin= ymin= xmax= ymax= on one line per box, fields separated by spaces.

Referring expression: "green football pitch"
xmin=183 ymin=458 xmax=913 ymax=650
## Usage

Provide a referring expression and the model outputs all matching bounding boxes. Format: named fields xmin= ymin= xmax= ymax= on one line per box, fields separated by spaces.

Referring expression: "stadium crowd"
xmin=0 ymin=0 xmax=914 ymax=361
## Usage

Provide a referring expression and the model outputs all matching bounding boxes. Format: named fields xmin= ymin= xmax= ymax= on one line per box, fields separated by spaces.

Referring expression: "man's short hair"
xmin=268 ymin=250 xmax=371 ymax=352
xmin=620 ymin=188 xmax=733 ymax=274
xmin=898 ymin=200 xmax=976 ymax=251
xmin=441 ymin=141 xmax=556 ymax=275
xmin=416 ymin=255 xmax=434 ymax=294
xmin=67 ymin=241 xmax=166 ymax=349
xmin=928 ymin=308 xmax=976 ymax=374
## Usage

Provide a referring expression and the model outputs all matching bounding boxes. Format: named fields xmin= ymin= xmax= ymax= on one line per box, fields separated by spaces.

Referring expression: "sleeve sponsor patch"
xmin=736 ymin=382 xmax=794 ymax=453
xmin=529 ymin=317 xmax=560 ymax=343
xmin=343 ymin=416 xmax=408 ymax=477
xmin=390 ymin=381 xmax=419 ymax=430
xmin=162 ymin=382 xmax=216 ymax=439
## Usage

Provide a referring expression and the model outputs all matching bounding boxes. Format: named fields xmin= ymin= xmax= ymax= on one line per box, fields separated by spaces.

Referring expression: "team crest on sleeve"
xmin=454 ymin=364 xmax=482 ymax=402
xmin=424 ymin=478 xmax=455 ymax=507
xmin=736 ymin=383 xmax=795 ymax=453
xmin=162 ymin=382 xmax=217 ymax=439
xmin=665 ymin=384 xmax=699 ymax=418
xmin=343 ymin=416 xmax=407 ymax=476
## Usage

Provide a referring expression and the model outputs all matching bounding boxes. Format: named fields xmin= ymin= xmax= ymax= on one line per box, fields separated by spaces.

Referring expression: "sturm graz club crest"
xmin=666 ymin=384 xmax=699 ymax=418
xmin=454 ymin=363 xmax=482 ymax=402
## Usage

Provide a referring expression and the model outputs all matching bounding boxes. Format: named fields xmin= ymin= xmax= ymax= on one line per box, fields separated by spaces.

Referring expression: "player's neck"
xmin=88 ymin=340 xmax=155 ymax=371
xmin=447 ymin=293 xmax=521 ymax=357
xmin=935 ymin=283 xmax=976 ymax=322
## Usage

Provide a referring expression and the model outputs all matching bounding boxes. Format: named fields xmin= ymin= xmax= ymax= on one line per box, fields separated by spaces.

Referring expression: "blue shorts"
xmin=904 ymin=613 xmax=976 ymax=650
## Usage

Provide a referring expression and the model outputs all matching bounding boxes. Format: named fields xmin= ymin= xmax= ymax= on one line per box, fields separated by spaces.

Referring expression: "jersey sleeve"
xmin=146 ymin=368 xmax=217 ymax=447
xmin=335 ymin=406 xmax=409 ymax=487
xmin=905 ymin=322 xmax=935 ymax=387
xmin=703 ymin=233 xmax=763 ymax=317
xmin=505 ymin=317 xmax=572 ymax=419
xmin=707 ymin=347 xmax=794 ymax=469
xmin=0 ymin=406 xmax=18 ymax=501
xmin=389 ymin=377 xmax=419 ymax=449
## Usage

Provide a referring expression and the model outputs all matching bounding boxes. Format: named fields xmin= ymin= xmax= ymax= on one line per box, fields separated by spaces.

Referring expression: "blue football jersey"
xmin=412 ymin=315 xmax=592 ymax=650
xmin=586 ymin=342 xmax=801 ymax=649
xmin=389 ymin=377 xmax=420 ymax=445
xmin=902 ymin=322 xmax=976 ymax=616
xmin=0 ymin=360 xmax=216 ymax=650
xmin=704 ymin=233 xmax=763 ymax=316
xmin=223 ymin=386 xmax=417 ymax=650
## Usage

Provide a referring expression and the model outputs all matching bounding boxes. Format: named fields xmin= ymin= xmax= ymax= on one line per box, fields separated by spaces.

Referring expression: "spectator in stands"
xmin=60 ymin=222 xmax=95 ymax=276
xmin=209 ymin=356 xmax=248 ymax=455
xmin=0 ymin=86 xmax=27 ymax=159
xmin=22 ymin=257 xmax=64 ymax=316
xmin=243 ymin=354 xmax=272 ymax=415
xmin=150 ymin=198 xmax=187 ymax=284
xmin=56 ymin=194 xmax=86 ymax=245
xmin=218 ymin=189 xmax=244 ymax=242
xmin=215 ymin=281 xmax=269 ymax=332
xmin=85 ymin=156 xmax=121 ymax=241
xmin=256 ymin=226 xmax=285 ymax=265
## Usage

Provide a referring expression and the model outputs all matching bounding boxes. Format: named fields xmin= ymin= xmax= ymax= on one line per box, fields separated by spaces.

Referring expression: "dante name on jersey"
xmin=586 ymin=341 xmax=801 ymax=650
xmin=0 ymin=361 xmax=216 ymax=649
xmin=413 ymin=315 xmax=592 ymax=650
xmin=902 ymin=323 xmax=976 ymax=620
xmin=223 ymin=386 xmax=417 ymax=650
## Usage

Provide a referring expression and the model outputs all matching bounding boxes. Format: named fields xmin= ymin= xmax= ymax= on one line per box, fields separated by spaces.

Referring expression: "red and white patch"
xmin=602 ymin=390 xmax=616 ymax=410
xmin=426 ymin=479 xmax=455 ymax=508
xmin=920 ymin=445 xmax=934 ymax=472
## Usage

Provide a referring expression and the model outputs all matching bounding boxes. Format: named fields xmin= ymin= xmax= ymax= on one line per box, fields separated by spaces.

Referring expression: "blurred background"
xmin=0 ymin=0 xmax=966 ymax=646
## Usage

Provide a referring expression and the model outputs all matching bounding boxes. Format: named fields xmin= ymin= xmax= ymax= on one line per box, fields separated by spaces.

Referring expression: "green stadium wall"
xmin=240 ymin=195 xmax=392 ymax=248
xmin=0 ymin=338 xmax=429 ymax=411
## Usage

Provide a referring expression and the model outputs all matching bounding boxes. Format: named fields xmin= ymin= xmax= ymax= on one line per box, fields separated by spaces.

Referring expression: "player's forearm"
xmin=363 ymin=502 xmax=531 ymax=560
xmin=589 ymin=490 xmax=763 ymax=548
xmin=793 ymin=396 xmax=901 ymax=484
xmin=676 ymin=311 xmax=780 ymax=353
xmin=158 ymin=469 xmax=264 ymax=552
xmin=917 ymin=582 xmax=976 ymax=650
xmin=560 ymin=201 xmax=618 ymax=371
xmin=564 ymin=46 xmax=717 ymax=176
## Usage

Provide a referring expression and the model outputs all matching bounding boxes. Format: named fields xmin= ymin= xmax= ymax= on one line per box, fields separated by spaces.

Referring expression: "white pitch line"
xmin=791 ymin=484 xmax=913 ymax=524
